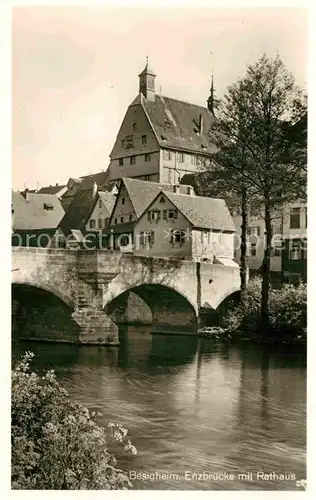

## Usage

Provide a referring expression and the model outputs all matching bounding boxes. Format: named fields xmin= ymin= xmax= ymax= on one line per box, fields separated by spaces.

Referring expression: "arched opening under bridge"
xmin=106 ymin=283 xmax=198 ymax=335
xmin=12 ymin=284 xmax=80 ymax=343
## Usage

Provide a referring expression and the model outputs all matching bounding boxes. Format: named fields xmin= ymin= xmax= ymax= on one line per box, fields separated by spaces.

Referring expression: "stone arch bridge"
xmin=12 ymin=248 xmax=240 ymax=345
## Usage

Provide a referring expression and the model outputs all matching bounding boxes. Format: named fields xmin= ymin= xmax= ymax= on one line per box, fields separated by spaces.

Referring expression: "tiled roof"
xmin=138 ymin=62 xmax=156 ymax=76
xmin=142 ymin=94 xmax=217 ymax=154
xmin=37 ymin=184 xmax=66 ymax=195
xmin=160 ymin=191 xmax=235 ymax=231
xmin=58 ymin=189 xmax=97 ymax=235
xmin=78 ymin=171 xmax=110 ymax=190
xmin=119 ymin=178 xmax=195 ymax=219
xmin=12 ymin=192 xmax=65 ymax=230
xmin=98 ymin=191 xmax=116 ymax=215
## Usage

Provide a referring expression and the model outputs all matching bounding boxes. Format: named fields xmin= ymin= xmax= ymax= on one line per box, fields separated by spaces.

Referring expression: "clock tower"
xmin=138 ymin=58 xmax=156 ymax=102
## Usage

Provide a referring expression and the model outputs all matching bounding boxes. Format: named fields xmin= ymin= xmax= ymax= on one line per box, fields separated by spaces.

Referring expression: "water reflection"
xmin=12 ymin=328 xmax=306 ymax=491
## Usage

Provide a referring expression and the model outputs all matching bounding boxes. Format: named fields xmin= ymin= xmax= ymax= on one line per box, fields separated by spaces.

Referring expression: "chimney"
xmin=173 ymin=184 xmax=180 ymax=194
xmin=198 ymin=114 xmax=204 ymax=135
xmin=92 ymin=182 xmax=98 ymax=198
xmin=56 ymin=183 xmax=58 ymax=186
xmin=24 ymin=188 xmax=30 ymax=202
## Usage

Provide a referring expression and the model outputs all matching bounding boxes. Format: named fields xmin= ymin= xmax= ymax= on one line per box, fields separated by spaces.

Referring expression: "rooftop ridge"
xmin=157 ymin=94 xmax=211 ymax=111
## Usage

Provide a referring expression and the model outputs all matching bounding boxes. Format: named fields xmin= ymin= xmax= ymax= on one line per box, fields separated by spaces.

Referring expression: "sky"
xmin=12 ymin=5 xmax=308 ymax=190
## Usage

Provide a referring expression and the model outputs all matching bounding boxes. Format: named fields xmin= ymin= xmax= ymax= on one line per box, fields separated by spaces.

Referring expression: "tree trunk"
xmin=261 ymin=202 xmax=273 ymax=331
xmin=240 ymin=187 xmax=248 ymax=313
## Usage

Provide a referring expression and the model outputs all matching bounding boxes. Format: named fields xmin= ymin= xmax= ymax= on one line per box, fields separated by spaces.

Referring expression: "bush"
xmin=12 ymin=353 xmax=136 ymax=490
xmin=223 ymin=278 xmax=307 ymax=341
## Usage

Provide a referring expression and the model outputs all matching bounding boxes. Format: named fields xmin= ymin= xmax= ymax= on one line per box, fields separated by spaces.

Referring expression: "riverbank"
xmin=206 ymin=279 xmax=307 ymax=345
xmin=197 ymin=326 xmax=307 ymax=345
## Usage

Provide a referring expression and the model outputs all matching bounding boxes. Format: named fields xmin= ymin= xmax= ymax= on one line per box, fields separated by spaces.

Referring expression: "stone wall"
xmin=12 ymin=248 xmax=241 ymax=344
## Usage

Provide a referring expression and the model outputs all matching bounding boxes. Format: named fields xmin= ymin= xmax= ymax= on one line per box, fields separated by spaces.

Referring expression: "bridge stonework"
xmin=12 ymin=248 xmax=240 ymax=344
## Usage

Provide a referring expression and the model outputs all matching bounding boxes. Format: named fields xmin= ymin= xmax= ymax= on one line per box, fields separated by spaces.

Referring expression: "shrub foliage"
xmin=11 ymin=353 xmax=136 ymax=490
xmin=223 ymin=278 xmax=307 ymax=341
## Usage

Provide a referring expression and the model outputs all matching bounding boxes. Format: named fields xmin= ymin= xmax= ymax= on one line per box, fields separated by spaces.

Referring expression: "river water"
xmin=12 ymin=326 xmax=306 ymax=491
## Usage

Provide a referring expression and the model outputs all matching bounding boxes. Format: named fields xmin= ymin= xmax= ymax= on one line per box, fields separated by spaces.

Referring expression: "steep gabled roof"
xmin=141 ymin=94 xmax=217 ymax=154
xmin=78 ymin=171 xmax=110 ymax=190
xmin=37 ymin=184 xmax=66 ymax=195
xmin=164 ymin=191 xmax=235 ymax=231
xmin=58 ymin=189 xmax=97 ymax=235
xmin=138 ymin=189 xmax=235 ymax=232
xmin=113 ymin=178 xmax=195 ymax=220
xmin=98 ymin=191 xmax=117 ymax=215
xmin=12 ymin=192 xmax=65 ymax=230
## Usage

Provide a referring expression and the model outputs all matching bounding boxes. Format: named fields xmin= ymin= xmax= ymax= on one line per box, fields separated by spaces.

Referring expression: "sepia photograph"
xmin=10 ymin=2 xmax=307 ymax=492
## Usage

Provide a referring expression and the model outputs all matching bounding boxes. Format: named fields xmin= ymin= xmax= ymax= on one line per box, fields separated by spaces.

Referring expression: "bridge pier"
xmin=72 ymin=307 xmax=119 ymax=345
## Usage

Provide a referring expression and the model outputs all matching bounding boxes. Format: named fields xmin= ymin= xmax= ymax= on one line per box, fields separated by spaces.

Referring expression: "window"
xmin=130 ymin=156 xmax=136 ymax=164
xmin=250 ymin=243 xmax=257 ymax=256
xmin=104 ymin=218 xmax=109 ymax=227
xmin=119 ymin=158 xmax=124 ymax=166
xmin=187 ymin=187 xmax=193 ymax=195
xmin=170 ymin=229 xmax=186 ymax=244
xmin=122 ymin=198 xmax=125 ymax=205
xmin=129 ymin=214 xmax=132 ymax=222
xmin=272 ymin=246 xmax=281 ymax=257
xmin=132 ymin=122 xmax=137 ymax=132
xmin=167 ymin=168 xmax=172 ymax=184
xmin=284 ymin=272 xmax=302 ymax=286
xmin=114 ymin=218 xmax=118 ymax=225
xmin=273 ymin=223 xmax=282 ymax=235
xmin=90 ymin=219 xmax=96 ymax=229
xmin=98 ymin=199 xmax=103 ymax=208
xmin=177 ymin=152 xmax=184 ymax=163
xmin=163 ymin=150 xmax=172 ymax=161
xmin=290 ymin=207 xmax=301 ymax=229
xmin=142 ymin=135 xmax=147 ymax=144
xmin=145 ymin=153 xmax=151 ymax=162
xmin=159 ymin=196 xmax=165 ymax=203
xmin=120 ymin=235 xmax=130 ymax=247
xmin=301 ymin=239 xmax=307 ymax=260
xmin=147 ymin=210 xmax=161 ymax=221
xmin=120 ymin=217 xmax=124 ymax=223
xmin=98 ymin=218 xmax=103 ymax=229
xmin=139 ymin=230 xmax=154 ymax=246
xmin=126 ymin=135 xmax=133 ymax=149
xmin=289 ymin=240 xmax=300 ymax=260
xmin=191 ymin=156 xmax=197 ymax=165
xmin=144 ymin=175 xmax=150 ymax=181
xmin=249 ymin=226 xmax=261 ymax=236
xmin=43 ymin=203 xmax=54 ymax=211
xmin=121 ymin=139 xmax=125 ymax=148
xmin=163 ymin=209 xmax=178 ymax=220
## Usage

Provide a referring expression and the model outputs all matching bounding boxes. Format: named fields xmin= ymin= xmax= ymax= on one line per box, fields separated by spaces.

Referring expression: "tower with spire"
xmin=207 ymin=75 xmax=215 ymax=115
xmin=138 ymin=56 xmax=156 ymax=102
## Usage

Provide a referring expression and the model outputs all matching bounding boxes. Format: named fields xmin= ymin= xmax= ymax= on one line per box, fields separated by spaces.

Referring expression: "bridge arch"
xmin=106 ymin=283 xmax=198 ymax=335
xmin=12 ymin=278 xmax=75 ymax=310
xmin=208 ymin=284 xmax=242 ymax=311
xmin=12 ymin=283 xmax=80 ymax=342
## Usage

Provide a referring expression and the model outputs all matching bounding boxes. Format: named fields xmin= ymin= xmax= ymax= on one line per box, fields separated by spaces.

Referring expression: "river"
xmin=12 ymin=326 xmax=306 ymax=491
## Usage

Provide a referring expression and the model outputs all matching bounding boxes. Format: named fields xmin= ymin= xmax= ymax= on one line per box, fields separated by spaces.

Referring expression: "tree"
xmin=12 ymin=353 xmax=137 ymax=490
xmin=205 ymin=54 xmax=307 ymax=331
xmin=196 ymin=147 xmax=258 ymax=314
